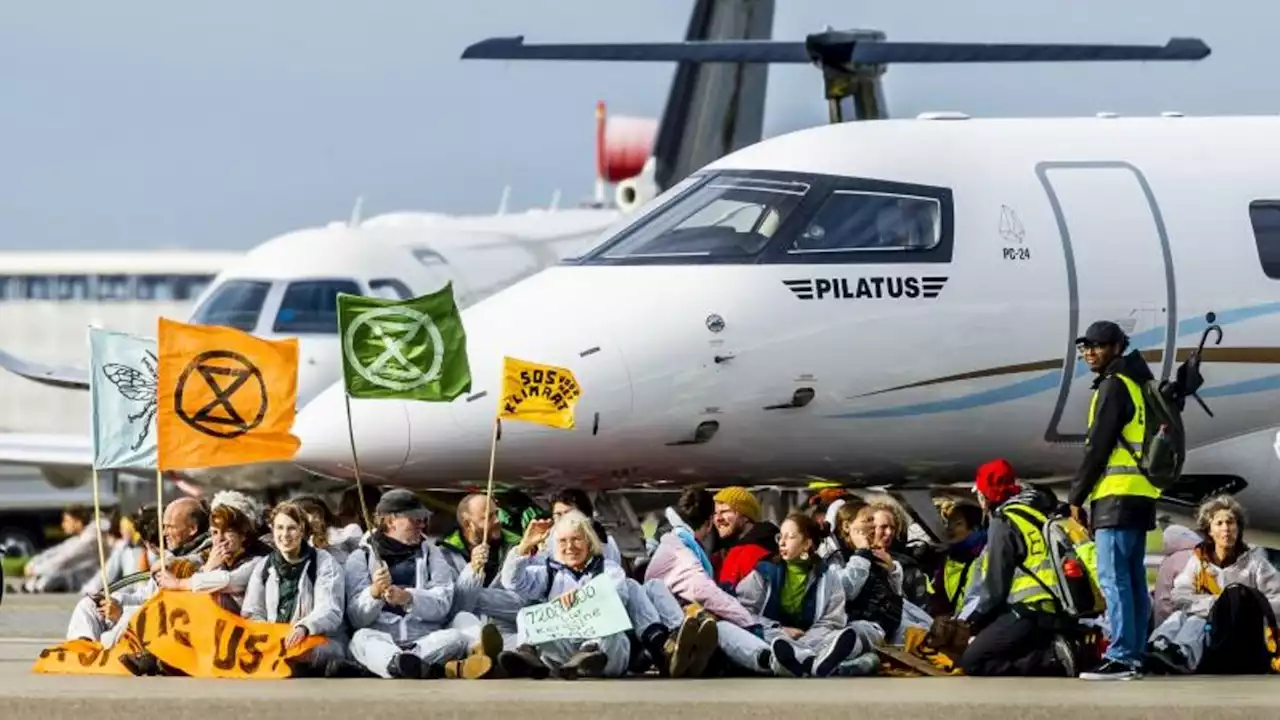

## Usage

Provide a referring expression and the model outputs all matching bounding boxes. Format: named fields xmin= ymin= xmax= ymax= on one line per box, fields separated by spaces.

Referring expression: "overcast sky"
xmin=1 ymin=0 xmax=1272 ymax=250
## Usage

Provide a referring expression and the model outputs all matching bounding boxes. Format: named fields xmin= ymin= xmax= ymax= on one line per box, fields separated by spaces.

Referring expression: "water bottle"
xmin=1147 ymin=424 xmax=1171 ymax=475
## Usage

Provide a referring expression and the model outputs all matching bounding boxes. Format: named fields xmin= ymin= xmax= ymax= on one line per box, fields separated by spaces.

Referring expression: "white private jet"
xmin=0 ymin=199 xmax=640 ymax=492
xmin=293 ymin=27 xmax=1280 ymax=541
xmin=294 ymin=111 xmax=1280 ymax=541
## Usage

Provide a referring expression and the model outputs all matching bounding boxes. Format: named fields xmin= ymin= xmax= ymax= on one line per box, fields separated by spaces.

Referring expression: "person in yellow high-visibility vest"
xmin=959 ymin=459 xmax=1077 ymax=677
xmin=1068 ymin=321 xmax=1160 ymax=682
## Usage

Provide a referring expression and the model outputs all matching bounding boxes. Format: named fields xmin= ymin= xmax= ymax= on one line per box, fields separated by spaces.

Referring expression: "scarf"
xmin=372 ymin=531 xmax=419 ymax=568
xmin=1193 ymin=541 xmax=1248 ymax=596
xmin=666 ymin=507 xmax=715 ymax=577
xmin=272 ymin=544 xmax=316 ymax=622
xmin=172 ymin=530 xmax=210 ymax=558
xmin=780 ymin=558 xmax=814 ymax=621
xmin=948 ymin=529 xmax=987 ymax=561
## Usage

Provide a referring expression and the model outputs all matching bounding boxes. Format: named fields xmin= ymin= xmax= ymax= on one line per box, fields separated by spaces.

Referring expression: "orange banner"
xmin=33 ymin=637 xmax=134 ymax=676
xmin=156 ymin=318 xmax=300 ymax=471
xmin=33 ymin=590 xmax=323 ymax=679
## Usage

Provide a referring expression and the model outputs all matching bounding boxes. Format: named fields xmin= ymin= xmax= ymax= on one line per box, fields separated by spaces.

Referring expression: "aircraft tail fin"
xmin=466 ymin=0 xmax=776 ymax=196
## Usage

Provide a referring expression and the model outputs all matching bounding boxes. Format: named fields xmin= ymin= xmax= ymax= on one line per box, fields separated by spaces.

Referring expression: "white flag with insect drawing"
xmin=89 ymin=328 xmax=158 ymax=470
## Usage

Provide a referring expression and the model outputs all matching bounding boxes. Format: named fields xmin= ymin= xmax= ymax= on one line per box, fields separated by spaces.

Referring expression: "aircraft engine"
xmin=614 ymin=157 xmax=658 ymax=213
xmin=40 ymin=464 xmax=92 ymax=489
xmin=596 ymin=101 xmax=657 ymax=212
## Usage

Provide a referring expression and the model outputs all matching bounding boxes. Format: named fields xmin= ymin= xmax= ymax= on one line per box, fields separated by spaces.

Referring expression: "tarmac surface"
xmin=2 ymin=594 xmax=1279 ymax=719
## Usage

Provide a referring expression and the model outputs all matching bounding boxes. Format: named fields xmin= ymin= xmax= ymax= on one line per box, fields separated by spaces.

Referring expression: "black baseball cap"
xmin=375 ymin=489 xmax=428 ymax=519
xmin=1075 ymin=320 xmax=1127 ymax=348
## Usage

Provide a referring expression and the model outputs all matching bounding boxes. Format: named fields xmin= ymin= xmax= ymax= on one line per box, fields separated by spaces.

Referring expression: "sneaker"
xmin=1144 ymin=646 xmax=1186 ymax=675
xmin=387 ymin=652 xmax=424 ymax=679
xmin=498 ymin=644 xmax=551 ymax=680
xmin=1079 ymin=658 xmax=1137 ymax=681
xmin=560 ymin=644 xmax=608 ymax=680
xmin=686 ymin=615 xmax=719 ymax=677
xmin=665 ymin=618 xmax=699 ymax=678
xmin=119 ymin=651 xmax=159 ymax=677
xmin=444 ymin=655 xmax=494 ymax=680
xmin=470 ymin=623 xmax=503 ymax=663
xmin=813 ymin=628 xmax=860 ymax=678
xmin=768 ymin=638 xmax=806 ymax=678
xmin=1052 ymin=634 xmax=1077 ymax=678
xmin=322 ymin=658 xmax=372 ymax=678
xmin=841 ymin=651 xmax=881 ymax=677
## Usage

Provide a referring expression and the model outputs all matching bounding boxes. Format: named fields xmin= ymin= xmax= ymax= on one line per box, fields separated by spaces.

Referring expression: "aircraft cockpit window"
xmin=190 ymin=280 xmax=271 ymax=332
xmin=273 ymin=279 xmax=362 ymax=334
xmin=413 ymin=249 xmax=448 ymax=267
xmin=791 ymin=191 xmax=941 ymax=254
xmin=368 ymin=278 xmax=412 ymax=300
xmin=590 ymin=176 xmax=810 ymax=261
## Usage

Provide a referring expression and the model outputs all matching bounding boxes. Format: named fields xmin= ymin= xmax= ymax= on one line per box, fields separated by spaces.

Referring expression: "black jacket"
xmin=1067 ymin=350 xmax=1158 ymax=531
xmin=843 ymin=547 xmax=904 ymax=638
xmin=967 ymin=487 xmax=1057 ymax=631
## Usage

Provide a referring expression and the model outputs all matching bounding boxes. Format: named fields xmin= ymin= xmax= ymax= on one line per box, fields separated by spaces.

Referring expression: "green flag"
xmin=337 ymin=283 xmax=471 ymax=401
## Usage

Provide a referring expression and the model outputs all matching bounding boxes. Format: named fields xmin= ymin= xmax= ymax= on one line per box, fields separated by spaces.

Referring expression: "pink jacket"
xmin=1153 ymin=525 xmax=1201 ymax=626
xmin=644 ymin=527 xmax=755 ymax=628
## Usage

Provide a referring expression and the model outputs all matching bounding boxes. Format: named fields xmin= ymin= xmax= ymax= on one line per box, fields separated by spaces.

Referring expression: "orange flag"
xmin=156 ymin=318 xmax=300 ymax=471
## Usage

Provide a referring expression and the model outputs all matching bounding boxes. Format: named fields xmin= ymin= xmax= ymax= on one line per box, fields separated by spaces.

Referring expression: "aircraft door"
xmin=1036 ymin=162 xmax=1177 ymax=444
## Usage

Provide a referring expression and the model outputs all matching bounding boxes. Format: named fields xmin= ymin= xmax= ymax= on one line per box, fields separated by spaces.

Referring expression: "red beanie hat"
xmin=974 ymin=458 xmax=1020 ymax=505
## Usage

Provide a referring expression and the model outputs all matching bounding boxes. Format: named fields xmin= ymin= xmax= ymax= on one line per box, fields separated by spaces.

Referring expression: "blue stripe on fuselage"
xmin=828 ymin=302 xmax=1280 ymax=419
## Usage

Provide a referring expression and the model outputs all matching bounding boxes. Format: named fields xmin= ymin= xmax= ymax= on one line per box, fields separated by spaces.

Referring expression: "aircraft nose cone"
xmin=293 ymin=382 xmax=410 ymax=481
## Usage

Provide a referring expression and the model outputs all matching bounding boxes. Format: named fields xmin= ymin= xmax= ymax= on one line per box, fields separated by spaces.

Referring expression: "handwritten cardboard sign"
xmin=516 ymin=574 xmax=632 ymax=646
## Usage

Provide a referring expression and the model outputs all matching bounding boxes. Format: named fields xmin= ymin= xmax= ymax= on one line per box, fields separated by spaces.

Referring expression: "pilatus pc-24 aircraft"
xmin=293 ymin=28 xmax=1280 ymax=542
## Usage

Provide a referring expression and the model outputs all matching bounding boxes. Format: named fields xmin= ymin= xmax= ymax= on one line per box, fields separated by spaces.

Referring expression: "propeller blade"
xmin=462 ymin=36 xmax=811 ymax=64
xmin=846 ymin=37 xmax=1211 ymax=65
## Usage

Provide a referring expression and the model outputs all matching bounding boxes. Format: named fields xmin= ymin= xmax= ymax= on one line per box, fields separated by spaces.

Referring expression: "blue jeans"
xmin=1095 ymin=527 xmax=1150 ymax=667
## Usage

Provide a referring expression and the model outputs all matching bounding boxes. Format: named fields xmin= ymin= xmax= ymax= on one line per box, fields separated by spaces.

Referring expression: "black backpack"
xmin=1199 ymin=584 xmax=1280 ymax=675
xmin=1114 ymin=372 xmax=1185 ymax=491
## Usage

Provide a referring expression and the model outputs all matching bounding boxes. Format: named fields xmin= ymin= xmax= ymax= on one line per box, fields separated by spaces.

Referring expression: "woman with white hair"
xmin=498 ymin=510 xmax=632 ymax=679
xmin=1146 ymin=495 xmax=1280 ymax=674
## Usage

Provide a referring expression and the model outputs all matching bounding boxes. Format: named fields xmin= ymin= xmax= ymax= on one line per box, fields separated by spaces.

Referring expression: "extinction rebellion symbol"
xmin=342 ymin=305 xmax=444 ymax=392
xmin=174 ymin=350 xmax=268 ymax=438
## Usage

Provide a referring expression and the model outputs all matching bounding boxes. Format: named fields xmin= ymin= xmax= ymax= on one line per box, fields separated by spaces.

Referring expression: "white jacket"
xmin=344 ymin=535 xmax=458 ymax=644
xmin=242 ymin=549 xmax=346 ymax=639
xmin=1171 ymin=545 xmax=1280 ymax=619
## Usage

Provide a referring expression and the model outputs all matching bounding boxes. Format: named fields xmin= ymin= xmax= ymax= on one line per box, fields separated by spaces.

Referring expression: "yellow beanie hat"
xmin=713 ymin=486 xmax=762 ymax=523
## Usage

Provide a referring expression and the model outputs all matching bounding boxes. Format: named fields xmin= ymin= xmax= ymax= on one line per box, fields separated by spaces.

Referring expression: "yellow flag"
xmin=156 ymin=318 xmax=300 ymax=471
xmin=499 ymin=356 xmax=582 ymax=430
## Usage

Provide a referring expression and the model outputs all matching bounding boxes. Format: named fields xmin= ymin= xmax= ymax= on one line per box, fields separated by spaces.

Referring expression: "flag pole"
xmin=155 ymin=468 xmax=165 ymax=569
xmin=89 ymin=466 xmax=111 ymax=598
xmin=343 ymin=392 xmax=373 ymax=530
xmin=85 ymin=327 xmax=110 ymax=595
xmin=481 ymin=415 xmax=501 ymax=547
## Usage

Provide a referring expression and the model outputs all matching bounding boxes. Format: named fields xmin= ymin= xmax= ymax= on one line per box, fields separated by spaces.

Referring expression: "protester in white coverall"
xmin=344 ymin=489 xmax=502 ymax=680
xmin=436 ymin=493 xmax=530 ymax=653
xmin=65 ymin=498 xmax=207 ymax=647
xmin=498 ymin=511 xmax=633 ymax=679
xmin=242 ymin=501 xmax=363 ymax=677
xmin=24 ymin=506 xmax=104 ymax=593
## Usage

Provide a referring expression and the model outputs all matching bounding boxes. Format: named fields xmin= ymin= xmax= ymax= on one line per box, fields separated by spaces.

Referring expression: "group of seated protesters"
xmin=58 ymin=462 xmax=1280 ymax=680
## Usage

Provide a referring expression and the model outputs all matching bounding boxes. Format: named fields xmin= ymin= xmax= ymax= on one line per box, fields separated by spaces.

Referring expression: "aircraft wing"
xmin=0 ymin=349 xmax=90 ymax=390
xmin=0 ymin=432 xmax=93 ymax=467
